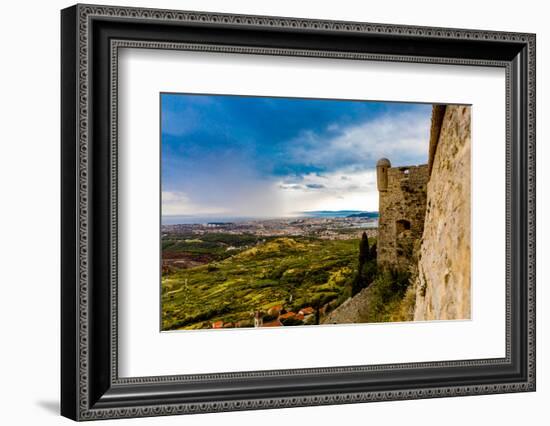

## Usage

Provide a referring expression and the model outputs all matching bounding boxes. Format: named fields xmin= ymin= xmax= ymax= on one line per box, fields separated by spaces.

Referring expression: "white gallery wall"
xmin=0 ymin=0 xmax=547 ymax=425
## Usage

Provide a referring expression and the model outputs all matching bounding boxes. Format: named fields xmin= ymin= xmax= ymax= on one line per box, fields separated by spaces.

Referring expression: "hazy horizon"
xmin=161 ymin=210 xmax=380 ymax=225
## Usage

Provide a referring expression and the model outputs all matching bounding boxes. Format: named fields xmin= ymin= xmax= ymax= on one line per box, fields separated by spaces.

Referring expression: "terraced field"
xmin=161 ymin=236 xmax=360 ymax=330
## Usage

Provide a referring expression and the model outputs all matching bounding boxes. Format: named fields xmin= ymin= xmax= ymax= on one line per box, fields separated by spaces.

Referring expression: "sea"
xmin=162 ymin=211 xmax=379 ymax=225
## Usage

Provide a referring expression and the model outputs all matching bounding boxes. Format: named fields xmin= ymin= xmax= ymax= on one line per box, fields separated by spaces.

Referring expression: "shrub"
xmin=361 ymin=260 xmax=378 ymax=287
xmin=351 ymin=273 xmax=362 ymax=297
xmin=364 ymin=268 xmax=411 ymax=323
xmin=304 ymin=268 xmax=330 ymax=285
xmin=167 ymin=304 xmax=231 ymax=330
xmin=280 ymin=317 xmax=303 ymax=326
xmin=262 ymin=313 xmax=278 ymax=322
xmin=302 ymin=314 xmax=317 ymax=325
xmin=334 ymin=277 xmax=353 ymax=306
xmin=369 ymin=242 xmax=377 ymax=260
xmin=391 ymin=284 xmax=417 ymax=322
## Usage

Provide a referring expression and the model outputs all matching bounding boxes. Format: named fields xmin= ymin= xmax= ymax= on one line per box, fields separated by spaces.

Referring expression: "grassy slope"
xmin=162 ymin=233 xmax=263 ymax=261
xmin=161 ymin=237 xmax=359 ymax=330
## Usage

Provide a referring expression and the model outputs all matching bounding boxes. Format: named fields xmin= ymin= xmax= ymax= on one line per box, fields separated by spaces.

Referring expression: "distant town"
xmin=161 ymin=214 xmax=379 ymax=241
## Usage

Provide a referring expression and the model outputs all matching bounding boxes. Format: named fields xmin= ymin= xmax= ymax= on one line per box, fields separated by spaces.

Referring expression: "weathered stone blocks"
xmin=413 ymin=105 xmax=471 ymax=320
xmin=377 ymin=161 xmax=428 ymax=271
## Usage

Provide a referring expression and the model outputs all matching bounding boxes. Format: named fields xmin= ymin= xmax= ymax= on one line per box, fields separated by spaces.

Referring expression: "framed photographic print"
xmin=61 ymin=4 xmax=536 ymax=421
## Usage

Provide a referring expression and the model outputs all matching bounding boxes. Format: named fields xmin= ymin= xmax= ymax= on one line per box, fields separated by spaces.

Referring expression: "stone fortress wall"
xmin=376 ymin=160 xmax=429 ymax=270
xmin=323 ymin=105 xmax=471 ymax=324
xmin=376 ymin=104 xmax=471 ymax=320
xmin=413 ymin=105 xmax=471 ymax=320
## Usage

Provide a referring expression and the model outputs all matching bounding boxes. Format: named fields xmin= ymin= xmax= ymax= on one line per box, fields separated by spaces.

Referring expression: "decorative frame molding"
xmin=61 ymin=4 xmax=536 ymax=421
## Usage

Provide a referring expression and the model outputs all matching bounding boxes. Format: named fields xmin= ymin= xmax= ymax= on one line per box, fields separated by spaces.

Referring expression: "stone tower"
xmin=376 ymin=158 xmax=391 ymax=192
xmin=376 ymin=158 xmax=429 ymax=270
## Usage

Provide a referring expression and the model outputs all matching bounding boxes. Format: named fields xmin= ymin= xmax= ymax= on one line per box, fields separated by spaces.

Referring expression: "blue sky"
xmin=161 ymin=93 xmax=432 ymax=219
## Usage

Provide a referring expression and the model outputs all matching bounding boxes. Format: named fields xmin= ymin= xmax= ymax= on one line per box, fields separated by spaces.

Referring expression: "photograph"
xmin=160 ymin=94 xmax=471 ymax=331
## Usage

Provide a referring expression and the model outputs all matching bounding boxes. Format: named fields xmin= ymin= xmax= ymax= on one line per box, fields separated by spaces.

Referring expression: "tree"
xmin=352 ymin=232 xmax=371 ymax=296
xmin=369 ymin=242 xmax=377 ymax=260
xmin=358 ymin=232 xmax=370 ymax=265
xmin=351 ymin=275 xmax=362 ymax=297
xmin=313 ymin=297 xmax=321 ymax=325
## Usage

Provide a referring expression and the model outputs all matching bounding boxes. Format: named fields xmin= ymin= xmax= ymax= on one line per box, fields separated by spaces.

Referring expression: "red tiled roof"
xmin=299 ymin=307 xmax=314 ymax=315
xmin=279 ymin=312 xmax=296 ymax=320
xmin=267 ymin=305 xmax=283 ymax=316
xmin=212 ymin=321 xmax=224 ymax=328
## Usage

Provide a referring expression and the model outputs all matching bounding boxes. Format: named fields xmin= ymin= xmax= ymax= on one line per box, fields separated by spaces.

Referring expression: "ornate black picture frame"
xmin=61 ymin=4 xmax=536 ymax=421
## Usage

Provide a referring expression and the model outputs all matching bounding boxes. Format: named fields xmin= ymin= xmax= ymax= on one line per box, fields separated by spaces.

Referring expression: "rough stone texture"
xmin=414 ymin=105 xmax=471 ymax=320
xmin=377 ymin=164 xmax=429 ymax=270
xmin=321 ymin=286 xmax=373 ymax=324
xmin=428 ymin=105 xmax=447 ymax=176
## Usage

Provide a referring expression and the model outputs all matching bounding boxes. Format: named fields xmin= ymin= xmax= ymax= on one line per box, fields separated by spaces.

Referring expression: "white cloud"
xmin=163 ymin=167 xmax=380 ymax=218
xmin=161 ymin=191 xmax=230 ymax=216
xmin=271 ymin=109 xmax=431 ymax=213
xmin=276 ymin=169 xmax=379 ymax=213
xmin=288 ymin=110 xmax=431 ymax=169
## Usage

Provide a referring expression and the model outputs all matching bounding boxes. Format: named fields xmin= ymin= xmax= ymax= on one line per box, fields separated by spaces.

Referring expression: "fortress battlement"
xmin=376 ymin=159 xmax=429 ymax=269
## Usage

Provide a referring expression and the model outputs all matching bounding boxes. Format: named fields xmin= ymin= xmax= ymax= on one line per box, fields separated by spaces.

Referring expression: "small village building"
xmin=299 ymin=307 xmax=314 ymax=316
xmin=267 ymin=305 xmax=283 ymax=317
xmin=279 ymin=312 xmax=296 ymax=320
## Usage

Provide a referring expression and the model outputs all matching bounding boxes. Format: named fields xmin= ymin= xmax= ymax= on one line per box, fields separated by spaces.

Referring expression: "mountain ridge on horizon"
xmin=302 ymin=210 xmax=378 ymax=216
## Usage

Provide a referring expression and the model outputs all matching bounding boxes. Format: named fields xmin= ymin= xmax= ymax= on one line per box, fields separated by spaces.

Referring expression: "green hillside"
xmin=161 ymin=237 xmax=360 ymax=330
